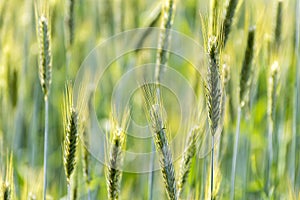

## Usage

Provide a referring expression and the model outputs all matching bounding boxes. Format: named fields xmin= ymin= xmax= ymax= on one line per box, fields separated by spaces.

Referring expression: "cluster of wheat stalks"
xmin=0 ymin=0 xmax=300 ymax=199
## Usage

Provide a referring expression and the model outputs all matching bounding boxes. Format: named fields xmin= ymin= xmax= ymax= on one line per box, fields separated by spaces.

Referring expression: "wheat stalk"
xmin=63 ymin=82 xmax=79 ymax=199
xmin=205 ymin=35 xmax=223 ymax=200
xmin=142 ymin=84 xmax=177 ymax=200
xmin=36 ymin=6 xmax=52 ymax=199
xmin=266 ymin=61 xmax=279 ymax=195
xmin=231 ymin=27 xmax=255 ymax=200
xmin=291 ymin=0 xmax=300 ymax=187
xmin=38 ymin=15 xmax=52 ymax=100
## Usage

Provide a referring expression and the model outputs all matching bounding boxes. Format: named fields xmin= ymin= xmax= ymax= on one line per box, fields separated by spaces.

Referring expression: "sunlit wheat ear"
xmin=222 ymin=0 xmax=238 ymax=47
xmin=106 ymin=112 xmax=129 ymax=200
xmin=142 ymin=84 xmax=177 ymax=200
xmin=38 ymin=15 xmax=52 ymax=100
xmin=66 ymin=0 xmax=75 ymax=48
xmin=206 ymin=36 xmax=222 ymax=136
xmin=177 ymin=126 xmax=201 ymax=198
xmin=210 ymin=0 xmax=219 ymax=36
xmin=268 ymin=61 xmax=279 ymax=122
xmin=2 ymin=182 xmax=11 ymax=200
xmin=155 ymin=0 xmax=176 ymax=82
xmin=239 ymin=27 xmax=256 ymax=107
xmin=63 ymin=83 xmax=79 ymax=184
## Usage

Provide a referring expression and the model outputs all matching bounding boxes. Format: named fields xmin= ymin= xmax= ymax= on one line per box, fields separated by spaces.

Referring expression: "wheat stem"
xmin=205 ymin=36 xmax=222 ymax=200
xmin=230 ymin=105 xmax=241 ymax=200
xmin=292 ymin=0 xmax=300 ymax=188
xmin=266 ymin=61 xmax=279 ymax=195
xmin=43 ymin=99 xmax=49 ymax=200
xmin=210 ymin=135 xmax=214 ymax=200
xmin=67 ymin=183 xmax=71 ymax=200
xmin=148 ymin=141 xmax=155 ymax=200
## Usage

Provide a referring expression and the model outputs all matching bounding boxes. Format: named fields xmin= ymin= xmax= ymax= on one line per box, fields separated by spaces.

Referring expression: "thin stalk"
xmin=292 ymin=0 xmax=300 ymax=188
xmin=266 ymin=117 xmax=273 ymax=195
xmin=43 ymin=98 xmax=49 ymax=200
xmin=87 ymin=188 xmax=91 ymax=200
xmin=230 ymin=106 xmax=241 ymax=200
xmin=67 ymin=183 xmax=71 ymax=200
xmin=148 ymin=141 xmax=155 ymax=200
xmin=210 ymin=135 xmax=214 ymax=200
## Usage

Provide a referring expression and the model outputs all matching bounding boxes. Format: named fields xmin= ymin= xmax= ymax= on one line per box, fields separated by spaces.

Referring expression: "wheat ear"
xmin=37 ymin=11 xmax=52 ymax=200
xmin=221 ymin=0 xmax=238 ymax=47
xmin=274 ymin=0 xmax=282 ymax=48
xmin=106 ymin=114 xmax=128 ymax=200
xmin=38 ymin=15 xmax=52 ymax=100
xmin=177 ymin=126 xmax=201 ymax=198
xmin=154 ymin=0 xmax=176 ymax=82
xmin=63 ymin=82 xmax=79 ymax=199
xmin=66 ymin=0 xmax=75 ymax=48
xmin=142 ymin=84 xmax=177 ymax=200
xmin=205 ymin=36 xmax=222 ymax=200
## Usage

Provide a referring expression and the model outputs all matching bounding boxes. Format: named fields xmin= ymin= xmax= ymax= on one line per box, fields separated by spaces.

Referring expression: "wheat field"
xmin=0 ymin=0 xmax=299 ymax=199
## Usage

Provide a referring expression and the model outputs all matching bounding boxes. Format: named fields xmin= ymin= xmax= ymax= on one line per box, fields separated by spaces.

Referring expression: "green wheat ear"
xmin=63 ymin=82 xmax=79 ymax=184
xmin=206 ymin=36 xmax=222 ymax=136
xmin=239 ymin=27 xmax=256 ymax=107
xmin=142 ymin=84 xmax=177 ymax=200
xmin=222 ymin=0 xmax=239 ymax=47
xmin=155 ymin=0 xmax=176 ymax=82
xmin=177 ymin=126 xmax=201 ymax=198
xmin=106 ymin=112 xmax=129 ymax=200
xmin=38 ymin=15 xmax=52 ymax=100
xmin=66 ymin=0 xmax=75 ymax=48
xmin=274 ymin=0 xmax=282 ymax=48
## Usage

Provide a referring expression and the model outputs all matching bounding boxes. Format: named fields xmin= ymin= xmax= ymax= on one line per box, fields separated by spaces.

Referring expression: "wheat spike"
xmin=155 ymin=0 xmax=176 ymax=82
xmin=206 ymin=36 xmax=222 ymax=136
xmin=222 ymin=0 xmax=239 ymax=47
xmin=66 ymin=0 xmax=75 ymax=48
xmin=63 ymin=83 xmax=79 ymax=184
xmin=239 ymin=27 xmax=256 ymax=107
xmin=106 ymin=116 xmax=128 ymax=200
xmin=142 ymin=84 xmax=177 ymax=200
xmin=177 ymin=126 xmax=201 ymax=198
xmin=274 ymin=0 xmax=282 ymax=48
xmin=38 ymin=15 xmax=52 ymax=100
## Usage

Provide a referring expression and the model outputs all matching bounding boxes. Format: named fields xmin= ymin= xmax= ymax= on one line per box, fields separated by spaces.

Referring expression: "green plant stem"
xmin=67 ymin=183 xmax=71 ymax=200
xmin=230 ymin=105 xmax=241 ymax=200
xmin=211 ymin=135 xmax=214 ymax=200
xmin=43 ymin=98 xmax=49 ymax=200
xmin=292 ymin=0 xmax=300 ymax=188
xmin=266 ymin=118 xmax=273 ymax=195
xmin=148 ymin=141 xmax=155 ymax=200
xmin=87 ymin=188 xmax=91 ymax=200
